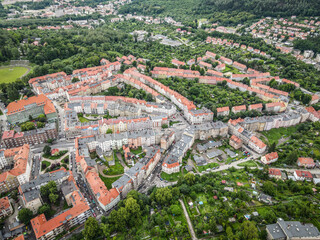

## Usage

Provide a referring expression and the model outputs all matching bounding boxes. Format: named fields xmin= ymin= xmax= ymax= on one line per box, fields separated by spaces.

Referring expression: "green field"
xmin=0 ymin=66 xmax=29 ymax=84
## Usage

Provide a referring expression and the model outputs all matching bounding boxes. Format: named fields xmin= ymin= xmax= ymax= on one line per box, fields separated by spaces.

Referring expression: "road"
xmin=179 ymin=199 xmax=197 ymax=240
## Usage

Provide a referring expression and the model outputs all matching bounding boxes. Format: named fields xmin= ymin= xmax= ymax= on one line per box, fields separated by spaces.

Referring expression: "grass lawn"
xmin=78 ymin=116 xmax=90 ymax=123
xmin=198 ymin=162 xmax=219 ymax=172
xmin=41 ymin=160 xmax=51 ymax=171
xmin=99 ymin=174 xmax=121 ymax=189
xmin=169 ymin=120 xmax=180 ymax=126
xmin=44 ymin=150 xmax=68 ymax=160
xmin=0 ymin=66 xmax=28 ymax=84
xmin=161 ymin=171 xmax=182 ymax=182
xmin=130 ymin=146 xmax=143 ymax=155
xmin=104 ymin=159 xmax=124 ymax=175
xmin=237 ymin=160 xmax=257 ymax=167
xmin=261 ymin=125 xmax=298 ymax=144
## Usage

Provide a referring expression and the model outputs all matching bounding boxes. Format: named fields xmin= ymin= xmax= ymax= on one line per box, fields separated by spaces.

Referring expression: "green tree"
xmin=18 ymin=208 xmax=33 ymax=225
xmin=49 ymin=193 xmax=59 ymax=204
xmin=184 ymin=172 xmax=195 ymax=185
xmin=170 ymin=204 xmax=182 ymax=215
xmin=154 ymin=187 xmax=172 ymax=205
xmin=262 ymin=181 xmax=276 ymax=196
xmin=43 ymin=145 xmax=51 ymax=156
xmin=106 ymin=129 xmax=113 ymax=134
xmin=38 ymin=203 xmax=51 ymax=218
xmin=83 ymin=217 xmax=101 ymax=240
xmin=242 ymin=221 xmax=259 ymax=240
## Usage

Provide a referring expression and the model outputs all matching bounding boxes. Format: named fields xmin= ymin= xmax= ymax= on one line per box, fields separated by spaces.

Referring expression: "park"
xmin=0 ymin=66 xmax=29 ymax=84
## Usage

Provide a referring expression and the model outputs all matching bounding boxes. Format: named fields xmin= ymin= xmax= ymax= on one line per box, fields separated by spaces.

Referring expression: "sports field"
xmin=0 ymin=66 xmax=29 ymax=84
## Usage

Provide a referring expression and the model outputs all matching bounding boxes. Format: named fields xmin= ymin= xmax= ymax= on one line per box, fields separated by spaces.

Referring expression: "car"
xmin=18 ymin=206 xmax=22 ymax=210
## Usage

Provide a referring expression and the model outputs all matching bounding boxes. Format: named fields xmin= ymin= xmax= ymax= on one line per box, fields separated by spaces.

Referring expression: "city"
xmin=0 ymin=0 xmax=320 ymax=239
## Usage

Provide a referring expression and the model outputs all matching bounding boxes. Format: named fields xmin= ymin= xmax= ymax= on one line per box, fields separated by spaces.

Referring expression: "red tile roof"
xmin=217 ymin=106 xmax=229 ymax=112
xmin=6 ymin=94 xmax=56 ymax=116
xmin=295 ymin=170 xmax=313 ymax=179
xmin=0 ymin=196 xmax=11 ymax=211
xmin=298 ymin=157 xmax=315 ymax=165
xmin=269 ymin=168 xmax=281 ymax=176
xmin=265 ymin=152 xmax=278 ymax=162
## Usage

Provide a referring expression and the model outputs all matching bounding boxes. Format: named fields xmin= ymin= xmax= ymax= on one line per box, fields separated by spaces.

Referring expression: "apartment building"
xmin=261 ymin=152 xmax=279 ymax=165
xmin=0 ymin=196 xmax=13 ymax=218
xmin=5 ymin=94 xmax=57 ymax=124
xmin=1 ymin=123 xmax=57 ymax=148
xmin=0 ymin=144 xmax=33 ymax=194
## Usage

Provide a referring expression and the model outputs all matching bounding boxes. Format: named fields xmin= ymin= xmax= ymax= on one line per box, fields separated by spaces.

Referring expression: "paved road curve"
xmin=179 ymin=199 xmax=197 ymax=240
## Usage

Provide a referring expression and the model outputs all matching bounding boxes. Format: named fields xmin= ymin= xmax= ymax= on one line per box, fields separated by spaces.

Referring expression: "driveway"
xmin=179 ymin=199 xmax=197 ymax=240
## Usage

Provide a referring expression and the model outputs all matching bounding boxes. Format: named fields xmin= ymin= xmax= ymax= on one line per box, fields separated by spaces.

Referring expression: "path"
xmin=277 ymin=136 xmax=290 ymax=147
xmin=116 ymin=152 xmax=127 ymax=168
xmin=179 ymin=199 xmax=197 ymax=240
xmin=98 ymin=164 xmax=123 ymax=178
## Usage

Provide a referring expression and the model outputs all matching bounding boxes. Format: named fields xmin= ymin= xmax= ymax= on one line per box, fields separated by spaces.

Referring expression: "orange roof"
xmin=269 ymin=168 xmax=281 ymax=176
xmin=31 ymin=195 xmax=89 ymax=239
xmin=230 ymin=135 xmax=242 ymax=144
xmin=295 ymin=170 xmax=313 ymax=178
xmin=0 ymin=196 xmax=11 ymax=211
xmin=85 ymin=171 xmax=119 ymax=206
xmin=6 ymin=94 xmax=56 ymax=115
xmin=249 ymin=103 xmax=263 ymax=110
xmin=14 ymin=234 xmax=25 ymax=240
xmin=8 ymin=144 xmax=30 ymax=176
xmin=250 ymin=136 xmax=266 ymax=149
xmin=217 ymin=106 xmax=229 ymax=112
xmin=298 ymin=157 xmax=315 ymax=165
xmin=162 ymin=161 xmax=179 ymax=168
xmin=232 ymin=105 xmax=246 ymax=111
xmin=265 ymin=152 xmax=278 ymax=162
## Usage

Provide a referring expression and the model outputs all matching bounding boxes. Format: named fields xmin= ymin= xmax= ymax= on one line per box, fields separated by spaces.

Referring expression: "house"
xmin=258 ymin=193 xmax=272 ymax=204
xmin=266 ymin=218 xmax=320 ymax=240
xmin=261 ymin=152 xmax=278 ymax=165
xmin=232 ymin=105 xmax=246 ymax=114
xmin=294 ymin=170 xmax=313 ymax=181
xmin=215 ymin=63 xmax=225 ymax=71
xmin=216 ymin=106 xmax=230 ymax=117
xmin=297 ymin=157 xmax=315 ymax=168
xmin=232 ymin=61 xmax=247 ymax=71
xmin=193 ymin=155 xmax=207 ymax=166
xmin=171 ymin=59 xmax=185 ymax=68
xmin=0 ymin=196 xmax=13 ymax=218
xmin=268 ymin=168 xmax=282 ymax=180
xmin=248 ymin=103 xmax=263 ymax=112
xmin=229 ymin=135 xmax=242 ymax=149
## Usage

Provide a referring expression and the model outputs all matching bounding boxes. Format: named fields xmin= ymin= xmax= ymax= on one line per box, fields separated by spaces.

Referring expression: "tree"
xmin=184 ymin=172 xmax=195 ymax=185
xmin=154 ymin=187 xmax=172 ymax=205
xmin=72 ymin=77 xmax=80 ymax=83
xmin=226 ymin=226 xmax=234 ymax=239
xmin=242 ymin=221 xmax=259 ymax=240
xmin=18 ymin=208 xmax=33 ymax=225
xmin=83 ymin=217 xmax=101 ymax=240
xmin=209 ymin=217 xmax=218 ymax=233
xmin=162 ymin=124 xmax=168 ymax=129
xmin=269 ymin=142 xmax=276 ymax=153
xmin=49 ymin=193 xmax=59 ymax=204
xmin=38 ymin=203 xmax=51 ymax=218
xmin=170 ymin=205 xmax=182 ymax=216
xmin=106 ymin=129 xmax=113 ymax=134
xmin=262 ymin=181 xmax=276 ymax=196
xmin=43 ymin=145 xmax=51 ymax=156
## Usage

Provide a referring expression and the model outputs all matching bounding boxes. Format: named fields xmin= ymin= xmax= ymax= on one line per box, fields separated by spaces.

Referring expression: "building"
xmin=6 ymin=94 xmax=57 ymax=124
xmin=248 ymin=103 xmax=263 ymax=112
xmin=297 ymin=157 xmax=315 ymax=168
xmin=266 ymin=218 xmax=320 ymax=240
xmin=0 ymin=145 xmax=32 ymax=194
xmin=217 ymin=107 xmax=230 ymax=117
xmin=31 ymin=191 xmax=91 ymax=240
xmin=261 ymin=152 xmax=279 ymax=165
xmin=162 ymin=156 xmax=180 ymax=174
xmin=232 ymin=105 xmax=246 ymax=114
xmin=294 ymin=170 xmax=313 ymax=181
xmin=268 ymin=169 xmax=282 ymax=180
xmin=160 ymin=131 xmax=175 ymax=150
xmin=1 ymin=123 xmax=57 ymax=148
xmin=0 ymin=196 xmax=13 ymax=218
xmin=19 ymin=168 xmax=70 ymax=214
xmin=229 ymin=135 xmax=242 ymax=149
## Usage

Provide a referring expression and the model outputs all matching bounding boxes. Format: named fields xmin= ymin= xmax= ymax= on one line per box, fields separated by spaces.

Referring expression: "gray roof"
xmin=207 ymin=149 xmax=223 ymax=158
xmin=193 ymin=155 xmax=207 ymax=166
xmin=267 ymin=218 xmax=320 ymax=239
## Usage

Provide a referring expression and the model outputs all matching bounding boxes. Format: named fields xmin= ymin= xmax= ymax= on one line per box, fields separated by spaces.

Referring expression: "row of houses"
xmin=124 ymin=67 xmax=214 ymax=125
xmin=162 ymin=121 xmax=228 ymax=174
xmin=1 ymin=123 xmax=58 ymax=149
xmin=28 ymin=61 xmax=121 ymax=100
xmin=19 ymin=168 xmax=92 ymax=240
xmin=0 ymin=144 xmax=32 ymax=194
xmin=75 ymin=134 xmax=161 ymax=211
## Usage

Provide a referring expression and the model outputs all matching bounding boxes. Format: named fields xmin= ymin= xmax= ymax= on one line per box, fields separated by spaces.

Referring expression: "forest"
xmin=294 ymin=36 xmax=320 ymax=55
xmin=119 ymin=0 xmax=320 ymax=25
